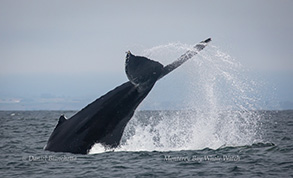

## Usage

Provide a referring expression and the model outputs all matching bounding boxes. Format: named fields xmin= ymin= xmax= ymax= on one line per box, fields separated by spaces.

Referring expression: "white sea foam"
xmin=90 ymin=42 xmax=264 ymax=154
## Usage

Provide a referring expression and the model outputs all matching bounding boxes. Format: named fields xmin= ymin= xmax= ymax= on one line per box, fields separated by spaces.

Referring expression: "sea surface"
xmin=0 ymin=110 xmax=292 ymax=177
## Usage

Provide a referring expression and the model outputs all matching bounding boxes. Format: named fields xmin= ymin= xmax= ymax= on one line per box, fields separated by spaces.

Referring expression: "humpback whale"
xmin=45 ymin=38 xmax=211 ymax=154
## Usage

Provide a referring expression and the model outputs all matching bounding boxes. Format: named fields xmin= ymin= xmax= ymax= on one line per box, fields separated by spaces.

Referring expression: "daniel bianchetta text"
xmin=22 ymin=155 xmax=77 ymax=162
xmin=164 ymin=155 xmax=240 ymax=162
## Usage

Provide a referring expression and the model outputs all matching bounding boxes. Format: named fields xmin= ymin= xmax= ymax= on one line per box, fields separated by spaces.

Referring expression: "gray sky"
xmin=0 ymin=0 xmax=292 ymax=110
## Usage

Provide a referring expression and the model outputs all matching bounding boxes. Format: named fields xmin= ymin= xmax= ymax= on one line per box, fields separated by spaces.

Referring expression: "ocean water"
xmin=0 ymin=110 xmax=292 ymax=177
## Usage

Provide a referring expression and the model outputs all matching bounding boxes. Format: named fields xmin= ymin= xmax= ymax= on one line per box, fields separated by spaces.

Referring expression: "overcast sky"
xmin=0 ymin=0 xmax=292 ymax=110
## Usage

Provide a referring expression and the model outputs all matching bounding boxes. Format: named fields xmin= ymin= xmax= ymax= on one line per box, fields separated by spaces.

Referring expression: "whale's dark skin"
xmin=45 ymin=38 xmax=211 ymax=154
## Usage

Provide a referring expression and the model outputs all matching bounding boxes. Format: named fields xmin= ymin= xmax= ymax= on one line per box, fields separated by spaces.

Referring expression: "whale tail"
xmin=125 ymin=38 xmax=212 ymax=87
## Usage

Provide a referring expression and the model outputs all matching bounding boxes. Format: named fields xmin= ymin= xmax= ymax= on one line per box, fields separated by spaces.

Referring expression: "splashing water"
xmin=89 ymin=42 xmax=264 ymax=154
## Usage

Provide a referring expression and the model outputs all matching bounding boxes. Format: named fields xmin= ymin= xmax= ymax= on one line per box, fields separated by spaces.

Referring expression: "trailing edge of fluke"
xmin=45 ymin=38 xmax=211 ymax=154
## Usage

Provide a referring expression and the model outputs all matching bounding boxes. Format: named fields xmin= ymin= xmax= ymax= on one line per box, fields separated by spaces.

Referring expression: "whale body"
xmin=45 ymin=38 xmax=211 ymax=154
